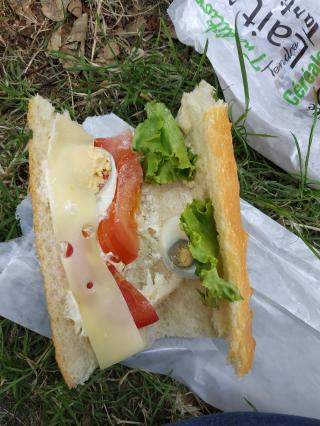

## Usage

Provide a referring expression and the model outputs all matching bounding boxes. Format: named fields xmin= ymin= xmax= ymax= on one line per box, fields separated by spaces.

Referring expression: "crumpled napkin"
xmin=1 ymin=113 xmax=319 ymax=417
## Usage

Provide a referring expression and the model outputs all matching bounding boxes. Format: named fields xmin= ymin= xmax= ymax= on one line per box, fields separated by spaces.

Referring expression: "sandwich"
xmin=28 ymin=80 xmax=255 ymax=388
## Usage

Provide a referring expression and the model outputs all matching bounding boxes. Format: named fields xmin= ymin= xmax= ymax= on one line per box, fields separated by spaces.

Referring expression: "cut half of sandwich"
xmin=28 ymin=80 xmax=255 ymax=388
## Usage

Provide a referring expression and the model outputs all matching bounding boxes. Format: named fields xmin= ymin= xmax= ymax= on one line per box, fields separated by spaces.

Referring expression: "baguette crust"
xmin=28 ymin=96 xmax=97 ymax=388
xmin=204 ymin=105 xmax=255 ymax=376
xmin=177 ymin=81 xmax=255 ymax=375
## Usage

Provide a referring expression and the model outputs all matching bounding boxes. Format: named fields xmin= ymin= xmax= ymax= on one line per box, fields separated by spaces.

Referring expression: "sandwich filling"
xmin=46 ymin=81 xmax=243 ymax=369
xmin=46 ymin=113 xmax=156 ymax=369
xmin=129 ymin=95 xmax=242 ymax=308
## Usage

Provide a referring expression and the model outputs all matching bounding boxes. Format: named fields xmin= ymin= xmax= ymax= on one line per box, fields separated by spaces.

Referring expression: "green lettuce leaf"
xmin=132 ymin=102 xmax=196 ymax=184
xmin=180 ymin=199 xmax=243 ymax=307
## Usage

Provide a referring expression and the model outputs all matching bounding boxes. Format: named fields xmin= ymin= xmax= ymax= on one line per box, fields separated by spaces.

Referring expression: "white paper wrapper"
xmin=1 ymin=114 xmax=320 ymax=418
xmin=168 ymin=0 xmax=320 ymax=183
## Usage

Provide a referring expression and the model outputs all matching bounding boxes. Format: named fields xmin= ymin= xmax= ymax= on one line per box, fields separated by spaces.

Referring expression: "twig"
xmin=0 ymin=34 xmax=6 ymax=48
xmin=91 ymin=0 xmax=103 ymax=62
xmin=23 ymin=63 xmax=49 ymax=77
xmin=289 ymin=222 xmax=320 ymax=233
xmin=0 ymin=406 xmax=25 ymax=425
xmin=74 ymin=83 xmax=120 ymax=97
xmin=23 ymin=47 xmax=43 ymax=76
xmin=67 ymin=72 xmax=75 ymax=114
xmin=102 ymin=2 xmax=161 ymax=19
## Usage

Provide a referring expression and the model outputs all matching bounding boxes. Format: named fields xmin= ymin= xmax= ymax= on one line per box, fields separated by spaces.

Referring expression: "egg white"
xmin=96 ymin=153 xmax=117 ymax=219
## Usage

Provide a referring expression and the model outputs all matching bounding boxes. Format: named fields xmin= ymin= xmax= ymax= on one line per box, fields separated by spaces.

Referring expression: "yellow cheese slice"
xmin=47 ymin=113 xmax=146 ymax=368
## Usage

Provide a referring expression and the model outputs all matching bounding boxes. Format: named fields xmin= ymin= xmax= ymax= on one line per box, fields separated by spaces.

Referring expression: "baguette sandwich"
xmin=28 ymin=80 xmax=255 ymax=388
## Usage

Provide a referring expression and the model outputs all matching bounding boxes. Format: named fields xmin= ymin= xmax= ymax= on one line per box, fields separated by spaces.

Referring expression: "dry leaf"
xmin=47 ymin=15 xmax=87 ymax=70
xmin=96 ymin=41 xmax=120 ymax=64
xmin=53 ymin=13 xmax=87 ymax=69
xmin=175 ymin=393 xmax=203 ymax=417
xmin=66 ymin=13 xmax=87 ymax=54
xmin=41 ymin=0 xmax=70 ymax=22
xmin=124 ymin=16 xmax=146 ymax=34
xmin=47 ymin=27 xmax=62 ymax=51
xmin=47 ymin=23 xmax=72 ymax=50
xmin=59 ymin=46 xmax=78 ymax=69
xmin=146 ymin=15 xmax=159 ymax=32
xmin=11 ymin=0 xmax=37 ymax=23
xmin=132 ymin=48 xmax=145 ymax=60
xmin=0 ymin=35 xmax=6 ymax=48
xmin=68 ymin=0 xmax=82 ymax=18
xmin=167 ymin=23 xmax=178 ymax=40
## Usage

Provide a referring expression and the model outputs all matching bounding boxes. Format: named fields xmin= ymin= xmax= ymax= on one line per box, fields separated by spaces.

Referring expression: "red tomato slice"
xmin=96 ymin=134 xmax=143 ymax=264
xmin=107 ymin=262 xmax=159 ymax=329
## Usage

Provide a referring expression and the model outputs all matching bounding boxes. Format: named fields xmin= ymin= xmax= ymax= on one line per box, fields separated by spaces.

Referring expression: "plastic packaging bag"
xmin=168 ymin=0 xmax=320 ymax=183
xmin=1 ymin=113 xmax=320 ymax=417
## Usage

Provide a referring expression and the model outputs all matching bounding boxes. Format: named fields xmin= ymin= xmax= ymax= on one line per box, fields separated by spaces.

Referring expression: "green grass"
xmin=1 ymin=0 xmax=320 ymax=424
xmin=1 ymin=321 xmax=210 ymax=425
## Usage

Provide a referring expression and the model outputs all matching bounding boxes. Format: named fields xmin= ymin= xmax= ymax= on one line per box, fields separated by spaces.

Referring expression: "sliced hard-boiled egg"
xmin=159 ymin=215 xmax=197 ymax=279
xmin=96 ymin=152 xmax=117 ymax=219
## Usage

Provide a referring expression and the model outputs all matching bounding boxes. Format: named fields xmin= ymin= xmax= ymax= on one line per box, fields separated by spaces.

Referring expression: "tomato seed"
xmin=60 ymin=241 xmax=73 ymax=258
xmin=81 ymin=225 xmax=95 ymax=239
xmin=65 ymin=243 xmax=73 ymax=257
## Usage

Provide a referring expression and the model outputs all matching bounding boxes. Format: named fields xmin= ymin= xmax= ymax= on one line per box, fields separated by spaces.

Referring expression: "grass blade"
xmin=246 ymin=132 xmax=276 ymax=138
xmin=234 ymin=13 xmax=250 ymax=124
xmin=304 ymin=90 xmax=318 ymax=187
xmin=160 ymin=18 xmax=180 ymax=70
xmin=192 ymin=39 xmax=209 ymax=83
xmin=290 ymin=131 xmax=304 ymax=188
